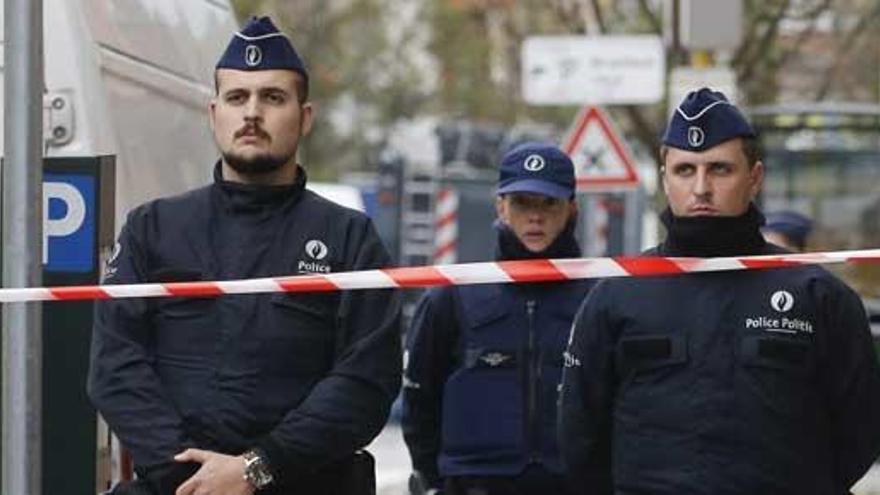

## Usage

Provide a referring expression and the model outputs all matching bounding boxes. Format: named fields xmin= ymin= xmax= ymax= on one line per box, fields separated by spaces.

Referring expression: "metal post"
xmin=623 ymin=188 xmax=643 ymax=254
xmin=3 ymin=0 xmax=44 ymax=493
xmin=578 ymin=193 xmax=599 ymax=256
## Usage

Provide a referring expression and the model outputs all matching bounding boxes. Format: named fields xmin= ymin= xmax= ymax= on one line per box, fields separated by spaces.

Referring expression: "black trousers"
xmin=444 ymin=464 xmax=571 ymax=495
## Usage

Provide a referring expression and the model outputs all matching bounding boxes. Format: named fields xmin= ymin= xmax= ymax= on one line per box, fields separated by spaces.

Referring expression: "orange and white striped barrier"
xmin=433 ymin=187 xmax=458 ymax=264
xmin=1 ymin=248 xmax=879 ymax=303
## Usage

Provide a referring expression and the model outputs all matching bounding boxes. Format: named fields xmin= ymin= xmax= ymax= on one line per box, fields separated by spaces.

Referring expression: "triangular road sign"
xmin=562 ymin=106 xmax=640 ymax=190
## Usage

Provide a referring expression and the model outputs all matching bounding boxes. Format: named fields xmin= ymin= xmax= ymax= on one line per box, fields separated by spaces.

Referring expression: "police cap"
xmin=662 ymin=87 xmax=755 ymax=151
xmin=216 ymin=16 xmax=308 ymax=82
xmin=763 ymin=210 xmax=813 ymax=247
xmin=497 ymin=142 xmax=576 ymax=199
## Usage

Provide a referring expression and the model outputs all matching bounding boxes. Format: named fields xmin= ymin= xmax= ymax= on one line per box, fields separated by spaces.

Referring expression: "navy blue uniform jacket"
xmin=88 ymin=168 xmax=401 ymax=488
xmin=560 ymin=243 xmax=880 ymax=494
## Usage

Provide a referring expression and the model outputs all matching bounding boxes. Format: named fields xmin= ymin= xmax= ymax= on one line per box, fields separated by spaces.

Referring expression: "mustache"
xmin=234 ymin=124 xmax=270 ymax=140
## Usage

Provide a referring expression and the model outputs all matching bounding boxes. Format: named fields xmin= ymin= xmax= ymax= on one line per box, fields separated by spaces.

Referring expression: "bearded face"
xmin=211 ymin=68 xmax=312 ymax=182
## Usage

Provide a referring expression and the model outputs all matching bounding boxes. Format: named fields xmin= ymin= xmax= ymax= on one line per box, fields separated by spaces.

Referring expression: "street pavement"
xmin=855 ymin=464 xmax=880 ymax=494
xmin=369 ymin=422 xmax=411 ymax=495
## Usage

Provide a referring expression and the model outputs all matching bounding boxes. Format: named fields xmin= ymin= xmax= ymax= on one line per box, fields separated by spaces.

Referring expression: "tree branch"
xmin=549 ymin=0 xmax=588 ymax=34
xmin=795 ymin=0 xmax=835 ymax=20
xmin=588 ymin=0 xmax=607 ymax=33
xmin=636 ymin=0 xmax=661 ymax=34
xmin=622 ymin=106 xmax=660 ymax=159
xmin=737 ymin=0 xmax=791 ymax=85
xmin=732 ymin=0 xmax=766 ymax=67
xmin=813 ymin=2 xmax=880 ymax=101
xmin=775 ymin=0 xmax=832 ymax=69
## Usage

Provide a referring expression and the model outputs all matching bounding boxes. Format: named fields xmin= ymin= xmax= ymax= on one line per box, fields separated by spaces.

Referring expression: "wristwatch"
xmin=242 ymin=449 xmax=274 ymax=489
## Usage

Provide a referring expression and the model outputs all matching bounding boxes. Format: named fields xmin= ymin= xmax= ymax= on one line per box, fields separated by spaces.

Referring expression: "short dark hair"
xmin=291 ymin=74 xmax=309 ymax=104
xmin=213 ymin=71 xmax=309 ymax=104
xmin=659 ymin=136 xmax=762 ymax=168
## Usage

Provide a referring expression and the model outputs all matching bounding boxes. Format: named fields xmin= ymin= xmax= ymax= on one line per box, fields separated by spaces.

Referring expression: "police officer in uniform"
xmin=559 ymin=88 xmax=880 ymax=494
xmin=762 ymin=209 xmax=813 ymax=252
xmin=402 ymin=142 xmax=592 ymax=495
xmin=88 ymin=17 xmax=401 ymax=495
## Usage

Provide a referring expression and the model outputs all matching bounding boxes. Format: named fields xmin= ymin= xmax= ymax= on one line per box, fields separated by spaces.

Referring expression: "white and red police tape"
xmin=3 ymin=249 xmax=880 ymax=303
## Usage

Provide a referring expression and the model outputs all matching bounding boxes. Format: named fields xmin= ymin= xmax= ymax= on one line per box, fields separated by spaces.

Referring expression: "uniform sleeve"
xmin=87 ymin=213 xmax=196 ymax=470
xmin=824 ymin=284 xmax=880 ymax=490
xmin=558 ymin=285 xmax=615 ymax=495
xmin=255 ymin=218 xmax=402 ymax=483
xmin=401 ymin=287 xmax=459 ymax=489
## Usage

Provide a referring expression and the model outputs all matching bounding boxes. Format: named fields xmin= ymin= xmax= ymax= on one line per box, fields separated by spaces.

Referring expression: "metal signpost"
xmin=3 ymin=0 xmax=45 ymax=493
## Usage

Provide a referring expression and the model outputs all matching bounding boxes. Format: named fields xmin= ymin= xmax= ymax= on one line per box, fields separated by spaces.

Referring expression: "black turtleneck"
xmin=211 ymin=162 xmax=307 ymax=278
xmin=659 ymin=203 xmax=767 ymax=257
xmin=494 ymin=217 xmax=581 ymax=261
xmin=212 ymin=161 xmax=306 ymax=212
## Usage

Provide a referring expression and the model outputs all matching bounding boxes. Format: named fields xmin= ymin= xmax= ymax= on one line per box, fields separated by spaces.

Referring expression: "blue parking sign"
xmin=44 ymin=173 xmax=96 ymax=272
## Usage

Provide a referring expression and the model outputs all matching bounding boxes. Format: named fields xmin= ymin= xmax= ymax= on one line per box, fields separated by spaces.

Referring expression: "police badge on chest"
xmin=297 ymin=239 xmax=332 ymax=274
xmin=744 ymin=289 xmax=815 ymax=335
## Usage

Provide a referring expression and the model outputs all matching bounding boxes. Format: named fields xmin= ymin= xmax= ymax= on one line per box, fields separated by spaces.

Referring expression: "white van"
xmin=308 ymin=182 xmax=366 ymax=212
xmin=1 ymin=1 xmax=238 ymax=491
xmin=1 ymin=0 xmax=237 ymax=226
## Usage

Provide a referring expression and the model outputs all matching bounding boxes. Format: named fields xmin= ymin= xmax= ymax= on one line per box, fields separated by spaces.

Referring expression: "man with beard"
xmin=558 ymin=88 xmax=880 ymax=494
xmin=88 ymin=16 xmax=401 ymax=495
xmin=402 ymin=142 xmax=592 ymax=495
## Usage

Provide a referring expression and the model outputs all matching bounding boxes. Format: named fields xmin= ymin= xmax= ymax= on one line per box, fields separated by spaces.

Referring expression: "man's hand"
xmin=173 ymin=449 xmax=255 ymax=495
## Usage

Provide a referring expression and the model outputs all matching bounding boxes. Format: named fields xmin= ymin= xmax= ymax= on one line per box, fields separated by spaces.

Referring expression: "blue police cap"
xmin=497 ymin=142 xmax=575 ymax=199
xmin=662 ymin=87 xmax=755 ymax=151
xmin=216 ymin=16 xmax=308 ymax=81
xmin=763 ymin=210 xmax=813 ymax=246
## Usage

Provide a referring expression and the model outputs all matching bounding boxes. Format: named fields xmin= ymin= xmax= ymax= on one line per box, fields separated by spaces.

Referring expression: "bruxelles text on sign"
xmin=522 ymin=35 xmax=665 ymax=106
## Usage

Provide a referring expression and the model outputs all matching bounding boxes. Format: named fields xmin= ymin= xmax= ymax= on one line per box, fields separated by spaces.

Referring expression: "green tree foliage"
xmin=428 ymin=2 xmax=497 ymax=120
xmin=425 ymin=0 xmax=575 ymax=127
xmin=230 ymin=0 xmax=431 ymax=178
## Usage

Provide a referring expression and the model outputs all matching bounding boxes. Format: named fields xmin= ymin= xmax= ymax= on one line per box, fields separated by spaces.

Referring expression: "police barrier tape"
xmin=4 ymin=248 xmax=880 ymax=303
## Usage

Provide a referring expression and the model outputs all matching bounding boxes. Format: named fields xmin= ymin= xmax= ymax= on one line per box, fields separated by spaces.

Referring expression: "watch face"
xmin=252 ymin=468 xmax=272 ymax=488
xmin=245 ymin=452 xmax=274 ymax=488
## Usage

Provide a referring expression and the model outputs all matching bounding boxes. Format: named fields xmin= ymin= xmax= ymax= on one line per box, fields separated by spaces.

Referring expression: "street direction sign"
xmin=562 ymin=106 xmax=640 ymax=190
xmin=522 ymin=35 xmax=665 ymax=105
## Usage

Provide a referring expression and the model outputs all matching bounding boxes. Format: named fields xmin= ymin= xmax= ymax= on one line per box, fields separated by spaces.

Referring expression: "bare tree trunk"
xmin=813 ymin=2 xmax=880 ymax=101
xmin=736 ymin=0 xmax=792 ymax=85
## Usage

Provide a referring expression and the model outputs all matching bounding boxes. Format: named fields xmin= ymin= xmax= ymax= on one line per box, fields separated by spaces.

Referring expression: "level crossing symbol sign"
xmin=562 ymin=106 xmax=640 ymax=190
